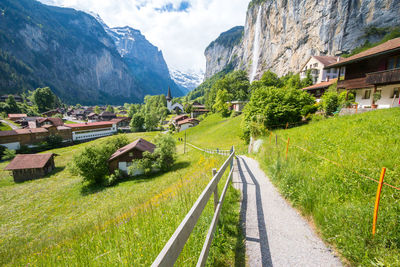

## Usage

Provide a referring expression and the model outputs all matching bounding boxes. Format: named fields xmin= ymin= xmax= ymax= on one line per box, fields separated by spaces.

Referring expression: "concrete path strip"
xmin=232 ymin=155 xmax=342 ymax=267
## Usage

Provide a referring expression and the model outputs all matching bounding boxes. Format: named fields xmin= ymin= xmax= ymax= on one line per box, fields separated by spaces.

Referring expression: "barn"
xmin=4 ymin=153 xmax=55 ymax=182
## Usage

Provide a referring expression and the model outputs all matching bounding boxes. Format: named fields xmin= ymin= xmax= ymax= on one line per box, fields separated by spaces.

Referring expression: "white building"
xmin=300 ymin=56 xmax=341 ymax=84
xmin=166 ymin=87 xmax=184 ymax=113
xmin=65 ymin=121 xmax=117 ymax=141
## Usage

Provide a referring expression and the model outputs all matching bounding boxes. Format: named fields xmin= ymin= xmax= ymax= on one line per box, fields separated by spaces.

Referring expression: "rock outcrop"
xmin=205 ymin=0 xmax=400 ymax=80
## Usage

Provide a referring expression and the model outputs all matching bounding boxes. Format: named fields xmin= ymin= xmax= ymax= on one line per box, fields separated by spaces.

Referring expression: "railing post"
xmin=212 ymin=168 xmax=218 ymax=211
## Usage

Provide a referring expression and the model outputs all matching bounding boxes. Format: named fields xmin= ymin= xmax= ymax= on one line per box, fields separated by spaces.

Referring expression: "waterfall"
xmin=250 ymin=6 xmax=262 ymax=82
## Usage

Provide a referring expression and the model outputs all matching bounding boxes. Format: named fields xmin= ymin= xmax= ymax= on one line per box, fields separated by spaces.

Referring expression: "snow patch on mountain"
xmin=170 ymin=68 xmax=204 ymax=94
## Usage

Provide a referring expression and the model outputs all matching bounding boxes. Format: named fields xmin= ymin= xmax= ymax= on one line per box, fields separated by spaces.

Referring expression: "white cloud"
xmin=39 ymin=0 xmax=250 ymax=72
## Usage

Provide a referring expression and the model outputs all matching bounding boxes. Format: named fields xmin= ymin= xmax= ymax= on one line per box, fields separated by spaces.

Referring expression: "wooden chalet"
xmin=108 ymin=138 xmax=156 ymax=173
xmin=301 ymin=79 xmax=337 ymax=101
xmin=4 ymin=153 xmax=55 ymax=182
xmin=326 ymin=37 xmax=400 ymax=108
xmin=8 ymin=114 xmax=27 ymax=122
xmin=99 ymin=112 xmax=117 ymax=121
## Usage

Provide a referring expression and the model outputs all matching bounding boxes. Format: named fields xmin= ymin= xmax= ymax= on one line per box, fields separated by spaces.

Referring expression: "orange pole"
xmin=285 ymin=137 xmax=290 ymax=160
xmin=286 ymin=122 xmax=289 ymax=129
xmin=372 ymin=167 xmax=386 ymax=236
xmin=269 ymin=133 xmax=272 ymax=144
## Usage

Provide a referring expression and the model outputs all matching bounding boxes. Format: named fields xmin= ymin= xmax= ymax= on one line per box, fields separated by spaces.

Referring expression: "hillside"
xmin=0 ymin=132 xmax=242 ymax=265
xmin=0 ymin=0 xmax=182 ymax=105
xmin=256 ymin=109 xmax=400 ymax=265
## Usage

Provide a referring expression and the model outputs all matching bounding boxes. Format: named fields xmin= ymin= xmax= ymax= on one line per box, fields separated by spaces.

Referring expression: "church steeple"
xmin=166 ymin=87 xmax=172 ymax=101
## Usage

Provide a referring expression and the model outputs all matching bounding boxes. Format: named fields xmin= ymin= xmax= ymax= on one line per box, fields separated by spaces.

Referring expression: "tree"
xmin=144 ymin=111 xmax=159 ymax=131
xmin=212 ymin=89 xmax=232 ymax=117
xmin=106 ymin=105 xmax=114 ymax=113
xmin=94 ymin=106 xmax=101 ymax=114
xmin=130 ymin=113 xmax=145 ymax=132
xmin=301 ymin=70 xmax=314 ymax=88
xmin=32 ymin=87 xmax=57 ymax=112
xmin=5 ymin=95 xmax=20 ymax=113
xmin=242 ymin=86 xmax=315 ymax=142
xmin=321 ymin=91 xmax=339 ymax=116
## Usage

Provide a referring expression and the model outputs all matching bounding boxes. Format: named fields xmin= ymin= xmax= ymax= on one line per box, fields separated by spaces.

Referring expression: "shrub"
xmin=72 ymin=135 xmax=129 ymax=185
xmin=242 ymin=86 xmax=315 ymax=142
xmin=321 ymin=91 xmax=339 ymax=116
xmin=105 ymin=170 xmax=124 ymax=187
xmin=2 ymin=148 xmax=16 ymax=160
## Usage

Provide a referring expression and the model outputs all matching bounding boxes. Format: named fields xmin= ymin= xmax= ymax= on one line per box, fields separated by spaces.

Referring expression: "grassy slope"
xmin=257 ymin=108 xmax=400 ymax=265
xmin=0 ymin=121 xmax=12 ymax=131
xmin=176 ymin=113 xmax=247 ymax=154
xmin=1 ymin=130 xmax=244 ymax=265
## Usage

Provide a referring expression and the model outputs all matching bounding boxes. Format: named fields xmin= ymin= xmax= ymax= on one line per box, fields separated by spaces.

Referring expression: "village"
xmin=1 ymin=37 xmax=400 ymax=183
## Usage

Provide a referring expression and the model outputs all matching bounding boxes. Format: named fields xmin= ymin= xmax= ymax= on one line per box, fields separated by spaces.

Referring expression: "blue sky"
xmin=39 ymin=0 xmax=250 ymax=73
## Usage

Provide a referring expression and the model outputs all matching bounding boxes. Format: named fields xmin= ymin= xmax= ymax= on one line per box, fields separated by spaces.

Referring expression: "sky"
xmin=38 ymin=0 xmax=250 ymax=73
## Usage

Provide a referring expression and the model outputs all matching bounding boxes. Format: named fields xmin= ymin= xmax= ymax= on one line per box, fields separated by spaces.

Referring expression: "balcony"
xmin=366 ymin=68 xmax=400 ymax=85
xmin=337 ymin=77 xmax=373 ymax=90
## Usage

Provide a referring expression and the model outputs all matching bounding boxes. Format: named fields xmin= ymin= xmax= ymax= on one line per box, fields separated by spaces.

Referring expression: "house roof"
xmin=327 ymin=37 xmax=400 ymax=68
xmin=15 ymin=128 xmax=48 ymax=134
xmin=38 ymin=117 xmax=64 ymax=127
xmin=42 ymin=109 xmax=61 ymax=115
xmin=172 ymin=115 xmax=188 ymax=122
xmin=0 ymin=130 xmax=18 ymax=137
xmin=110 ymin=117 xmax=130 ymax=123
xmin=99 ymin=111 xmax=116 ymax=116
xmin=302 ymin=78 xmax=337 ymax=91
xmin=65 ymin=121 xmax=115 ymax=128
xmin=57 ymin=126 xmax=71 ymax=131
xmin=87 ymin=112 xmax=97 ymax=117
xmin=177 ymin=118 xmax=199 ymax=126
xmin=4 ymin=153 xmax=54 ymax=170
xmin=8 ymin=114 xmax=27 ymax=118
xmin=109 ymin=138 xmax=156 ymax=161
xmin=313 ymin=56 xmax=340 ymax=66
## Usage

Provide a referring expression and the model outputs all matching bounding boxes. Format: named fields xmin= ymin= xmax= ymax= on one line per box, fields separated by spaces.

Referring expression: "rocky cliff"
xmin=0 ymin=0 xmax=182 ymax=105
xmin=205 ymin=0 xmax=400 ymax=80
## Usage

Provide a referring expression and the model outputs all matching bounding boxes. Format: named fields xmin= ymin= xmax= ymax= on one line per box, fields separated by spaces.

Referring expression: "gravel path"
xmin=233 ymin=155 xmax=342 ymax=267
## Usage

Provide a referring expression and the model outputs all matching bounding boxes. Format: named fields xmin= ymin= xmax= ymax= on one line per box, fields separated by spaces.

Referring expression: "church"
xmin=166 ymin=87 xmax=184 ymax=113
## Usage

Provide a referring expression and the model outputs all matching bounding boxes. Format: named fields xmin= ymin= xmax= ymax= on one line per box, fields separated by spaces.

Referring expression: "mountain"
xmin=0 ymin=0 xmax=183 ymax=105
xmin=105 ymin=26 xmax=183 ymax=97
xmin=169 ymin=68 xmax=204 ymax=94
xmin=205 ymin=0 xmax=400 ymax=81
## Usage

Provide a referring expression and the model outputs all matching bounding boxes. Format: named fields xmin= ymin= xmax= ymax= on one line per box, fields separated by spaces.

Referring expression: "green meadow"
xmin=0 ymin=131 xmax=244 ymax=266
xmin=257 ymin=108 xmax=400 ymax=265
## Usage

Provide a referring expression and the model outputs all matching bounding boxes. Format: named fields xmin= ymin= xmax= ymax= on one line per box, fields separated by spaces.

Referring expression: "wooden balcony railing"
xmin=366 ymin=68 xmax=400 ymax=85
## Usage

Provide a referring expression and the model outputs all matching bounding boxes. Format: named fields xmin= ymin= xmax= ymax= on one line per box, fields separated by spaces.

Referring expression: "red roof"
xmin=302 ymin=79 xmax=337 ymax=91
xmin=65 ymin=121 xmax=115 ymax=128
xmin=177 ymin=118 xmax=199 ymax=126
xmin=172 ymin=115 xmax=188 ymax=122
xmin=109 ymin=138 xmax=156 ymax=161
xmin=4 ymin=153 xmax=54 ymax=170
xmin=8 ymin=114 xmax=27 ymax=118
xmin=327 ymin=37 xmax=400 ymax=68
xmin=38 ymin=117 xmax=64 ymax=127
xmin=0 ymin=130 xmax=18 ymax=137
xmin=15 ymin=128 xmax=48 ymax=134
xmin=313 ymin=56 xmax=340 ymax=66
xmin=111 ymin=117 xmax=130 ymax=123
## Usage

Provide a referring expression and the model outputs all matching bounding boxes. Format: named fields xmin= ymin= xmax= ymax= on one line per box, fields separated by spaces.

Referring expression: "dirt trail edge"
xmin=232 ymin=155 xmax=342 ymax=267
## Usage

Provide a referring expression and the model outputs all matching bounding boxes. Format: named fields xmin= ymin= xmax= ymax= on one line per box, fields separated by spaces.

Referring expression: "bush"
xmin=321 ymin=91 xmax=339 ymax=116
xmin=2 ymin=148 xmax=16 ymax=160
xmin=71 ymin=135 xmax=129 ymax=185
xmin=242 ymin=86 xmax=315 ymax=142
xmin=105 ymin=169 xmax=124 ymax=187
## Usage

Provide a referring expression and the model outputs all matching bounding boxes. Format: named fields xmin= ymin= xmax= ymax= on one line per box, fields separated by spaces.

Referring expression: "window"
xmin=129 ymin=152 xmax=133 ymax=157
xmin=391 ymin=88 xmax=399 ymax=98
xmin=363 ymin=90 xmax=371 ymax=99
xmin=314 ymin=63 xmax=318 ymax=68
xmin=388 ymin=56 xmax=400 ymax=69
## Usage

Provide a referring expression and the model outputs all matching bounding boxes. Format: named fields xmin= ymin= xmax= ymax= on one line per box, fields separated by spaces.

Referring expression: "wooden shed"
xmin=4 ymin=153 xmax=55 ymax=182
xmin=108 ymin=138 xmax=156 ymax=173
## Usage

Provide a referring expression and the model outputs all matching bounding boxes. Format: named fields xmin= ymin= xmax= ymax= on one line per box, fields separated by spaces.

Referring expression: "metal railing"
xmin=151 ymin=147 xmax=235 ymax=267
xmin=187 ymin=143 xmax=232 ymax=156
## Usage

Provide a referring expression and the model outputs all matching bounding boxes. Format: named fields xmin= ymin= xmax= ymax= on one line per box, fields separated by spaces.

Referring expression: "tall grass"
xmin=0 ymin=132 xmax=244 ymax=265
xmin=176 ymin=113 xmax=247 ymax=154
xmin=257 ymin=109 xmax=400 ymax=265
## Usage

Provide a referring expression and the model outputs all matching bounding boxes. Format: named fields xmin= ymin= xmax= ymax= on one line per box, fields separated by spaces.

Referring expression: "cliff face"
xmin=0 ymin=0 xmax=182 ymax=105
xmin=106 ymin=26 xmax=183 ymax=97
xmin=205 ymin=0 xmax=400 ymax=80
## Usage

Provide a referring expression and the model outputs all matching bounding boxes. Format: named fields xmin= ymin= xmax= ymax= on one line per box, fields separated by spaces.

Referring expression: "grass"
xmin=0 ymin=121 xmax=12 ymax=131
xmin=4 ymin=119 xmax=19 ymax=128
xmin=63 ymin=120 xmax=78 ymax=124
xmin=256 ymin=108 xmax=400 ymax=266
xmin=176 ymin=113 xmax=247 ymax=154
xmin=0 ymin=132 xmax=244 ymax=266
